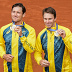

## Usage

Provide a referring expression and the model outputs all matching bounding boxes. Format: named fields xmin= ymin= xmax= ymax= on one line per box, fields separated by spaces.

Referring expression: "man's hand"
xmin=14 ymin=26 xmax=22 ymax=36
xmin=3 ymin=54 xmax=14 ymax=62
xmin=57 ymin=29 xmax=66 ymax=38
xmin=39 ymin=60 xmax=50 ymax=67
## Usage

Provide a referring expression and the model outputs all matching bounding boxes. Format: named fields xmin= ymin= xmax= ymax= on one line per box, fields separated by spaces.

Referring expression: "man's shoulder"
xmin=58 ymin=25 xmax=69 ymax=30
xmin=1 ymin=23 xmax=12 ymax=31
xmin=24 ymin=22 xmax=35 ymax=31
xmin=58 ymin=25 xmax=70 ymax=31
xmin=1 ymin=23 xmax=12 ymax=30
xmin=38 ymin=28 xmax=47 ymax=37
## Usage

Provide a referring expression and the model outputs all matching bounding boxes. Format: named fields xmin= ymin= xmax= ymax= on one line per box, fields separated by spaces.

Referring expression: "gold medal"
xmin=54 ymin=31 xmax=60 ymax=37
xmin=10 ymin=24 xmax=16 ymax=30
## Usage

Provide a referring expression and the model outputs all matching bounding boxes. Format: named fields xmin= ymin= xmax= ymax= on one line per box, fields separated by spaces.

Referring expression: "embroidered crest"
xmin=43 ymin=34 xmax=46 ymax=39
xmin=6 ymin=30 xmax=11 ymax=34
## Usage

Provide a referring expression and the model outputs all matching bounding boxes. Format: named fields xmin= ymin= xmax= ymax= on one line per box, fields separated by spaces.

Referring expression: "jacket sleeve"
xmin=63 ymin=29 xmax=72 ymax=53
xmin=20 ymin=29 xmax=36 ymax=53
xmin=34 ymin=35 xmax=43 ymax=65
xmin=0 ymin=29 xmax=6 ymax=58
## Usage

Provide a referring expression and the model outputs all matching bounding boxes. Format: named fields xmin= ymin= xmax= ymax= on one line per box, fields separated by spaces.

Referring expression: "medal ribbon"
xmin=47 ymin=23 xmax=58 ymax=31
xmin=12 ymin=20 xmax=25 ymax=27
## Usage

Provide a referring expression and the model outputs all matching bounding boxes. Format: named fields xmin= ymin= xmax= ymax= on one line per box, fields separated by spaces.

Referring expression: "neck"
xmin=52 ymin=22 xmax=55 ymax=27
xmin=15 ymin=20 xmax=22 ymax=25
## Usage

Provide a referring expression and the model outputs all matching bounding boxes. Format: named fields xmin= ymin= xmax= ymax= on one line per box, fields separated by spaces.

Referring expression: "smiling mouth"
xmin=14 ymin=17 xmax=17 ymax=18
xmin=47 ymin=24 xmax=51 ymax=26
xmin=13 ymin=17 xmax=18 ymax=19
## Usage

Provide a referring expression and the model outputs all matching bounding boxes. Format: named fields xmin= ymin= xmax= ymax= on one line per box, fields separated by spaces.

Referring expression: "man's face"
xmin=11 ymin=6 xmax=24 ymax=23
xmin=43 ymin=12 xmax=56 ymax=28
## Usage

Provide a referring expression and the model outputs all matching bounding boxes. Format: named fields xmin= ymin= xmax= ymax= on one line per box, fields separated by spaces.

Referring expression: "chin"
xmin=46 ymin=26 xmax=51 ymax=28
xmin=12 ymin=18 xmax=18 ymax=21
xmin=48 ymin=27 xmax=51 ymax=28
xmin=12 ymin=20 xmax=17 ymax=22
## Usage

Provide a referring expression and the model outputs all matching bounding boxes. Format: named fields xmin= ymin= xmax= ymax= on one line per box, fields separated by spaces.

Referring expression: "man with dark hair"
xmin=34 ymin=7 xmax=72 ymax=72
xmin=12 ymin=3 xmax=26 ymax=14
xmin=0 ymin=3 xmax=36 ymax=72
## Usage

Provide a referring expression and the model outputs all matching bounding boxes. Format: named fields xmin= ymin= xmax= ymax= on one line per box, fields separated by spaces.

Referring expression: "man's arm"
xmin=14 ymin=26 xmax=36 ymax=53
xmin=34 ymin=35 xmax=50 ymax=67
xmin=20 ymin=28 xmax=36 ymax=53
xmin=0 ymin=28 xmax=14 ymax=62
xmin=0 ymin=29 xmax=6 ymax=58
xmin=57 ymin=29 xmax=72 ymax=53
xmin=34 ymin=35 xmax=43 ymax=64
xmin=63 ymin=33 xmax=72 ymax=53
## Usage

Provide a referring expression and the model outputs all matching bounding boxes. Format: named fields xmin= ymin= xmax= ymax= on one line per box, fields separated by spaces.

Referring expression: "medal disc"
xmin=10 ymin=24 xmax=16 ymax=30
xmin=54 ymin=31 xmax=60 ymax=37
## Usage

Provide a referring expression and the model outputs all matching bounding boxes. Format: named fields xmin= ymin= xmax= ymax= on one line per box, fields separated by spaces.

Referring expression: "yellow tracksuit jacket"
xmin=34 ymin=23 xmax=72 ymax=72
xmin=0 ymin=22 xmax=36 ymax=72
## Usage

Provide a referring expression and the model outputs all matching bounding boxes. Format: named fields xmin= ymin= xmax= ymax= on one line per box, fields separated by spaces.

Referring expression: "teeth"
xmin=54 ymin=31 xmax=60 ymax=37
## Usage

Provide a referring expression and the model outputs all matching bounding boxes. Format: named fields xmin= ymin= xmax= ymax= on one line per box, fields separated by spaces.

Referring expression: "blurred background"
xmin=0 ymin=0 xmax=72 ymax=72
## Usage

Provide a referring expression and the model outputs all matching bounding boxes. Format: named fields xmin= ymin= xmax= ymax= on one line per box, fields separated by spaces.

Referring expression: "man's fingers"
xmin=43 ymin=62 xmax=50 ymax=66
xmin=14 ymin=26 xmax=21 ymax=33
xmin=8 ymin=54 xmax=13 ymax=57
xmin=44 ymin=60 xmax=50 ymax=64
xmin=9 ymin=54 xmax=14 ymax=57
xmin=7 ymin=56 xmax=14 ymax=62
xmin=42 ymin=62 xmax=50 ymax=67
xmin=6 ymin=54 xmax=14 ymax=61
xmin=40 ymin=60 xmax=50 ymax=67
xmin=3 ymin=54 xmax=14 ymax=62
xmin=14 ymin=26 xmax=20 ymax=31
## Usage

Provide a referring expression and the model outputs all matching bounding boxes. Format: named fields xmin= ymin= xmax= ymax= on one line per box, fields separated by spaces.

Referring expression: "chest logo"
xmin=6 ymin=30 xmax=11 ymax=34
xmin=43 ymin=34 xmax=46 ymax=39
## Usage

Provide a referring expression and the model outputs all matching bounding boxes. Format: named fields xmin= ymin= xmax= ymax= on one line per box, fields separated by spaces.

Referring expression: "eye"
xmin=12 ymin=11 xmax=15 ymax=13
xmin=17 ymin=12 xmax=20 ymax=14
xmin=44 ymin=18 xmax=47 ymax=20
xmin=49 ymin=18 xmax=52 ymax=20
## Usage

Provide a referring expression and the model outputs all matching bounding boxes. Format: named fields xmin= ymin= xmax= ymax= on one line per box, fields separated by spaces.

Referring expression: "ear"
xmin=54 ymin=17 xmax=56 ymax=21
xmin=23 ymin=13 xmax=26 ymax=17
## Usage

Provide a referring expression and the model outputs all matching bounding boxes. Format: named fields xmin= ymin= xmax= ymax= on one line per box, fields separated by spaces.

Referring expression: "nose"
xmin=46 ymin=19 xmax=49 ymax=23
xmin=14 ymin=12 xmax=17 ymax=16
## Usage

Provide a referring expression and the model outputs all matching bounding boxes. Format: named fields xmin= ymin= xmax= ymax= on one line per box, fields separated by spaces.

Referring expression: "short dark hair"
xmin=42 ymin=7 xmax=56 ymax=19
xmin=12 ymin=3 xmax=26 ymax=14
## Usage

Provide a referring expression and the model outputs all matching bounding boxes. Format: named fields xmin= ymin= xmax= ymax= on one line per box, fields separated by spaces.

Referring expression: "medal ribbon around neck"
xmin=47 ymin=23 xmax=58 ymax=31
xmin=12 ymin=20 xmax=25 ymax=27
